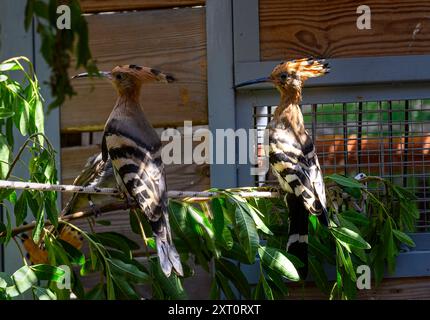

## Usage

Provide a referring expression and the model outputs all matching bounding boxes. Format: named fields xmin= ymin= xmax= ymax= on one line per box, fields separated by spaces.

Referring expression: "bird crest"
xmin=271 ymin=58 xmax=330 ymax=81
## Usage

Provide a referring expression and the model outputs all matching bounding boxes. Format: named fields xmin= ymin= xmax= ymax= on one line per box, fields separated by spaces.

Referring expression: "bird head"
xmin=72 ymin=64 xmax=175 ymax=98
xmin=235 ymin=58 xmax=329 ymax=99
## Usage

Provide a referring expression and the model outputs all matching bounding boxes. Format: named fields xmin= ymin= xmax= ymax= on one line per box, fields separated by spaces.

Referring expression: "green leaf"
xmin=188 ymin=205 xmax=219 ymax=258
xmin=215 ymin=271 xmax=236 ymax=300
xmin=58 ymin=239 xmax=85 ymax=266
xmin=109 ymin=258 xmax=150 ymax=284
xmin=169 ymin=201 xmax=209 ymax=270
xmin=94 ymin=232 xmax=139 ymax=258
xmin=340 ymin=210 xmax=369 ymax=226
xmin=33 ymin=287 xmax=57 ymax=300
xmin=258 ymin=246 xmax=300 ymax=281
xmin=129 ymin=209 xmax=141 ymax=234
xmin=382 ymin=220 xmax=397 ymax=274
xmin=392 ymin=230 xmax=415 ymax=248
xmin=326 ymin=174 xmax=363 ymax=189
xmin=211 ymin=198 xmax=225 ymax=238
xmin=330 ymin=227 xmax=371 ymax=249
xmin=261 ymin=274 xmax=274 ymax=300
xmin=0 ymin=272 xmax=12 ymax=288
xmin=34 ymin=99 xmax=44 ymax=143
xmin=336 ymin=242 xmax=356 ymax=281
xmin=215 ymin=258 xmax=251 ymax=299
xmin=95 ymin=220 xmax=111 ymax=226
xmin=44 ymin=193 xmax=58 ymax=228
xmin=235 ymin=205 xmax=259 ymax=263
xmin=32 ymin=207 xmax=44 ymax=243
xmin=31 ymin=264 xmax=66 ymax=282
xmin=0 ymin=74 xmax=8 ymax=82
xmin=221 ymin=226 xmax=233 ymax=250
xmin=308 ymin=237 xmax=336 ymax=265
xmin=85 ymin=283 xmax=106 ymax=300
xmin=187 ymin=205 xmax=215 ymax=239
xmin=337 ymin=214 xmax=361 ymax=234
xmin=221 ymin=242 xmax=253 ymax=264
xmin=228 ymin=194 xmax=272 ymax=235
xmin=0 ymin=206 xmax=12 ymax=244
xmin=14 ymin=192 xmax=28 ymax=227
xmin=113 ymin=277 xmax=139 ymax=300
xmin=0 ymin=134 xmax=11 ymax=179
xmin=309 ymin=215 xmax=318 ymax=231
xmin=18 ymin=99 xmax=31 ymax=136
xmin=106 ymin=270 xmax=115 ymax=300
xmin=253 ymin=276 xmax=264 ymax=300
xmin=342 ymin=271 xmax=357 ymax=300
xmin=263 ymin=266 xmax=289 ymax=297
xmin=209 ymin=278 xmax=220 ymax=299
xmin=5 ymin=266 xmax=38 ymax=297
xmin=309 ymin=257 xmax=330 ymax=294
xmin=245 ymin=204 xmax=273 ymax=235
xmin=0 ymin=108 xmax=14 ymax=119
xmin=150 ymin=259 xmax=187 ymax=300
xmin=0 ymin=62 xmax=18 ymax=71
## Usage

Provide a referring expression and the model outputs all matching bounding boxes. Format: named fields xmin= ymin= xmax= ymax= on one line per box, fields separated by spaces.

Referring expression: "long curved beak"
xmin=234 ymin=76 xmax=272 ymax=88
xmin=72 ymin=71 xmax=112 ymax=80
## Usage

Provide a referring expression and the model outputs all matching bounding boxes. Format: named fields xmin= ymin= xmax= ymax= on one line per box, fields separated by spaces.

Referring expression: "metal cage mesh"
xmin=253 ymin=99 xmax=430 ymax=231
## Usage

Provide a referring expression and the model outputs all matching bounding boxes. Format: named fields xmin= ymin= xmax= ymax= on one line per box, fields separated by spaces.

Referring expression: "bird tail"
xmin=151 ymin=214 xmax=184 ymax=277
xmin=286 ymin=58 xmax=330 ymax=81
xmin=286 ymin=194 xmax=309 ymax=279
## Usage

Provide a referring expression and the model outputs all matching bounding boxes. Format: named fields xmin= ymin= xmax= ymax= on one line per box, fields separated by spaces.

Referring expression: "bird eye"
xmin=280 ymin=73 xmax=288 ymax=81
xmin=115 ymin=73 xmax=123 ymax=80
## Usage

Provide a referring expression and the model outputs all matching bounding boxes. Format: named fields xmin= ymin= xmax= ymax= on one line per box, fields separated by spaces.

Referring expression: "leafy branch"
xmin=24 ymin=0 xmax=98 ymax=110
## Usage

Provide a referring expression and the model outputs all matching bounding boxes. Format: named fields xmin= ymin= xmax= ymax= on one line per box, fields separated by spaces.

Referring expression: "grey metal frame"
xmin=207 ymin=0 xmax=430 ymax=283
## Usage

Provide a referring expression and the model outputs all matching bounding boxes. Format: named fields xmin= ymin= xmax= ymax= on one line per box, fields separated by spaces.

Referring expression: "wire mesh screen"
xmin=253 ymin=99 xmax=430 ymax=231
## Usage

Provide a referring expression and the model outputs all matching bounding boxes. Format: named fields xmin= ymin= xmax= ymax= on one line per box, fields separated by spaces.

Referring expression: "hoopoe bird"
xmin=236 ymin=58 xmax=330 ymax=277
xmin=74 ymin=64 xmax=183 ymax=277
xmin=22 ymin=153 xmax=116 ymax=264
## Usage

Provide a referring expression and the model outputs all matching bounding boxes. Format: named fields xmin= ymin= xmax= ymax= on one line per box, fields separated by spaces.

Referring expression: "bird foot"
xmin=88 ymin=196 xmax=101 ymax=217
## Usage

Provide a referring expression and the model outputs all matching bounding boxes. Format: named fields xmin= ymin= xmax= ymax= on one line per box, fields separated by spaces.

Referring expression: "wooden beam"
xmin=259 ymin=0 xmax=430 ymax=60
xmin=62 ymin=7 xmax=207 ymax=132
xmin=287 ymin=276 xmax=430 ymax=299
xmin=79 ymin=0 xmax=205 ymax=13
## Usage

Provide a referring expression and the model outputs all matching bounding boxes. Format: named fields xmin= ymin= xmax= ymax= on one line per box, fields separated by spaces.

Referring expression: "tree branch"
xmin=1 ymin=201 xmax=136 ymax=238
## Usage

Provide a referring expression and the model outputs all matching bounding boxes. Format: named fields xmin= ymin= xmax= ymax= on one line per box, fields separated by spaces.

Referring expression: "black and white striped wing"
xmin=104 ymin=132 xmax=166 ymax=222
xmin=269 ymin=127 xmax=327 ymax=215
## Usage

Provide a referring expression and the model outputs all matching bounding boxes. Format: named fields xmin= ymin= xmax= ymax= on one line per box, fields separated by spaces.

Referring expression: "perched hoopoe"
xmin=74 ymin=64 xmax=183 ymax=277
xmin=236 ymin=58 xmax=330 ymax=277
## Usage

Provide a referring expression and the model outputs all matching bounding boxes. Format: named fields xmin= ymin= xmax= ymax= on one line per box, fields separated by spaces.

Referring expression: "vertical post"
xmin=388 ymin=101 xmax=394 ymax=181
xmin=342 ymin=103 xmax=348 ymax=175
xmin=403 ymin=100 xmax=410 ymax=188
xmin=206 ymin=0 xmax=237 ymax=188
xmin=357 ymin=102 xmax=363 ymax=167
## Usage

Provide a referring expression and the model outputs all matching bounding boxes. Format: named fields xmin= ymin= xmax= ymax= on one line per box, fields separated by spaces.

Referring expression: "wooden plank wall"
xmin=259 ymin=0 xmax=430 ymax=60
xmin=288 ymin=277 xmax=430 ymax=299
xmin=80 ymin=0 xmax=205 ymax=13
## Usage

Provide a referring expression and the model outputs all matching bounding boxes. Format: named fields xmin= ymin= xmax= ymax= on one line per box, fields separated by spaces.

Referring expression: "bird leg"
xmin=87 ymin=195 xmax=102 ymax=217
